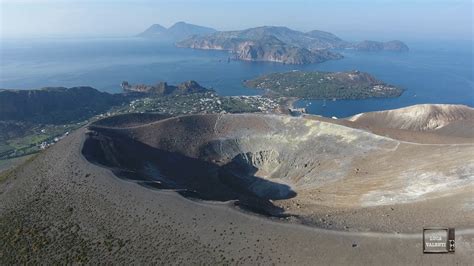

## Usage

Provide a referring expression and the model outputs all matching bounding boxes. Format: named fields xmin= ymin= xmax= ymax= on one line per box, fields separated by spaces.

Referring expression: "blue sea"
xmin=0 ymin=37 xmax=472 ymax=117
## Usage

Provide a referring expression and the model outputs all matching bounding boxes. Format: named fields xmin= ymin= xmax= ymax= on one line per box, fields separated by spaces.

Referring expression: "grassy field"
xmin=0 ymin=123 xmax=83 ymax=160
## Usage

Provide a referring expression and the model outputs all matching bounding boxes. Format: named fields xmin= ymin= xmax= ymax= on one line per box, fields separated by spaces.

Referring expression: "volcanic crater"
xmin=82 ymin=111 xmax=474 ymax=224
xmin=83 ymin=113 xmax=375 ymax=213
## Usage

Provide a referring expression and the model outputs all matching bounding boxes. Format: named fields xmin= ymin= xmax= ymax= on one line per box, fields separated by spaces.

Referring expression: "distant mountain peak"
xmin=171 ymin=21 xmax=190 ymax=26
xmin=138 ymin=24 xmax=167 ymax=37
xmin=138 ymin=22 xmax=217 ymax=41
xmin=168 ymin=21 xmax=191 ymax=29
xmin=255 ymin=25 xmax=292 ymax=30
xmin=150 ymin=24 xmax=166 ymax=29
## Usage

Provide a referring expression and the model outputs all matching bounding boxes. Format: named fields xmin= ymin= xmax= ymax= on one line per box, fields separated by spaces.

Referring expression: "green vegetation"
xmin=0 ymin=90 xmax=282 ymax=161
xmin=0 ymin=86 xmax=130 ymax=160
xmin=0 ymin=79 xmax=296 ymax=164
xmin=0 ymin=87 xmax=128 ymax=124
xmin=0 ymin=123 xmax=85 ymax=160
xmin=244 ymin=70 xmax=404 ymax=100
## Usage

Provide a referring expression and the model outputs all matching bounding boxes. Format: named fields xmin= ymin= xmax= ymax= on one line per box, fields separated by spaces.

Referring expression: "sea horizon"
xmin=1 ymin=36 xmax=472 ymax=117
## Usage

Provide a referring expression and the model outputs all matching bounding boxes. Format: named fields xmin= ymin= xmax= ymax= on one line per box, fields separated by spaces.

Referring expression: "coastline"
xmin=275 ymin=96 xmax=298 ymax=115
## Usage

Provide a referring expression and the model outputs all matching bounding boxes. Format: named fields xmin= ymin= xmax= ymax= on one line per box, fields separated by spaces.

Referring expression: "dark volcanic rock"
xmin=121 ymin=80 xmax=211 ymax=95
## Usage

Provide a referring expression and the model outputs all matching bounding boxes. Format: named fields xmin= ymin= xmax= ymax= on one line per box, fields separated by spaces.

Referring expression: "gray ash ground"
xmin=1 ymin=107 xmax=473 ymax=264
xmin=82 ymin=112 xmax=474 ymax=232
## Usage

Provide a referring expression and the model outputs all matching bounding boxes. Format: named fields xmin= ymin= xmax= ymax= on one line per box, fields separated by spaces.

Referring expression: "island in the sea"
xmin=244 ymin=70 xmax=404 ymax=99
xmin=171 ymin=24 xmax=409 ymax=64
xmin=120 ymin=80 xmax=210 ymax=95
xmin=177 ymin=32 xmax=343 ymax=65
xmin=137 ymin=21 xmax=217 ymax=41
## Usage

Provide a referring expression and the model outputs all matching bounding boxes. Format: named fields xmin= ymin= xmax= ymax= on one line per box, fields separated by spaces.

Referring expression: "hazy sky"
xmin=0 ymin=0 xmax=472 ymax=40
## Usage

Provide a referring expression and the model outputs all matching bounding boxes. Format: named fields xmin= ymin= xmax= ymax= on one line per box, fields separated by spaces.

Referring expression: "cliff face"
xmin=178 ymin=33 xmax=343 ymax=65
xmin=0 ymin=87 xmax=125 ymax=124
xmin=235 ymin=41 xmax=341 ymax=64
xmin=177 ymin=26 xmax=408 ymax=64
xmin=0 ymin=81 xmax=210 ymax=125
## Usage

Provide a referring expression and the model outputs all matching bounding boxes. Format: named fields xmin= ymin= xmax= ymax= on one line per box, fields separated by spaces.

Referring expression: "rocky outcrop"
xmin=121 ymin=80 xmax=211 ymax=95
xmin=234 ymin=38 xmax=342 ymax=64
xmin=178 ymin=33 xmax=342 ymax=65
xmin=177 ymin=25 xmax=409 ymax=64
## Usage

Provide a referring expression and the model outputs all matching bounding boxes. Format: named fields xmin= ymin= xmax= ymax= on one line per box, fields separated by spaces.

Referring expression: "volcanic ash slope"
xmin=348 ymin=104 xmax=474 ymax=135
xmin=1 ymin=110 xmax=473 ymax=264
xmin=84 ymin=113 xmax=474 ymax=229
